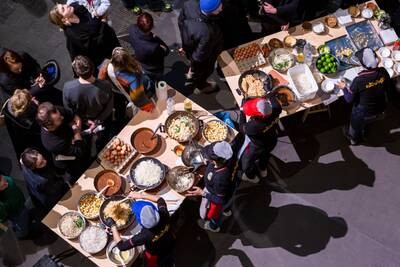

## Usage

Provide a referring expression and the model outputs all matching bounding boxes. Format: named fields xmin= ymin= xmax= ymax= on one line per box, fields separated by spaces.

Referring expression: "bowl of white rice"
xmin=79 ymin=226 xmax=108 ymax=254
xmin=58 ymin=211 xmax=86 ymax=240
xmin=130 ymin=157 xmax=166 ymax=190
xmin=167 ymin=166 xmax=195 ymax=193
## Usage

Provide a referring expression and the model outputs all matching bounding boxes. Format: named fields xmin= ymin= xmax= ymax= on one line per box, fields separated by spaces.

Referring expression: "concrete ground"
xmin=1 ymin=0 xmax=400 ymax=266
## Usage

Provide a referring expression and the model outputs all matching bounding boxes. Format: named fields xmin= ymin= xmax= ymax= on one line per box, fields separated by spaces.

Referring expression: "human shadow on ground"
xmin=174 ymin=181 xmax=348 ymax=266
xmin=268 ymin=145 xmax=375 ymax=194
xmin=12 ymin=0 xmax=47 ymax=18
xmin=173 ymin=198 xmax=217 ymax=267
xmin=229 ymin=183 xmax=348 ymax=257
xmin=164 ymin=60 xmax=189 ymax=95
xmin=362 ymin=105 xmax=400 ymax=156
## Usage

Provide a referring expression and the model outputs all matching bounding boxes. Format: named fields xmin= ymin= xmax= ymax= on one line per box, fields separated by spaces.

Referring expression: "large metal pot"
xmin=99 ymin=195 xmax=135 ymax=231
xmin=129 ymin=157 xmax=166 ymax=190
xmin=161 ymin=111 xmax=200 ymax=143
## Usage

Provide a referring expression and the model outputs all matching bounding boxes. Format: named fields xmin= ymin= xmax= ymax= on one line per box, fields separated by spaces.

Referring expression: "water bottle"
xmin=304 ymin=42 xmax=313 ymax=66
xmin=166 ymin=97 xmax=175 ymax=115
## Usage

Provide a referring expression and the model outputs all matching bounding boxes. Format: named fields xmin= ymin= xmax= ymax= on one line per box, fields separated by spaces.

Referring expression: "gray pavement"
xmin=1 ymin=0 xmax=400 ymax=266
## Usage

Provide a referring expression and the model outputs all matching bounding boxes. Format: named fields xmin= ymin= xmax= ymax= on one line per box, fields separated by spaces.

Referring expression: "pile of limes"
xmin=316 ymin=54 xmax=338 ymax=74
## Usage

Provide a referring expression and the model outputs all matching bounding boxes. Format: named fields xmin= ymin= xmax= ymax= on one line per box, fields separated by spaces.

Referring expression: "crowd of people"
xmin=0 ymin=0 xmax=399 ymax=266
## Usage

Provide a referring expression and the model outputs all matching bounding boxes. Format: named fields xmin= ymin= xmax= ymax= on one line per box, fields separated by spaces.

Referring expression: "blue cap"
xmin=131 ymin=200 xmax=160 ymax=229
xmin=200 ymin=0 xmax=221 ymax=14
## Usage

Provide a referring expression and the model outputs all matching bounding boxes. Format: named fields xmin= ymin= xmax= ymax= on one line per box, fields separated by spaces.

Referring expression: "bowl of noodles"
xmin=99 ymin=195 xmax=134 ymax=230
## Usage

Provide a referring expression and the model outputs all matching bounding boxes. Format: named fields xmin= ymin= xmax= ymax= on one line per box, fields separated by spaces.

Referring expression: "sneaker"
xmin=241 ymin=173 xmax=260 ymax=183
xmin=222 ymin=210 xmax=232 ymax=217
xmin=197 ymin=219 xmax=220 ymax=232
xmin=131 ymin=6 xmax=142 ymax=15
xmin=162 ymin=3 xmax=173 ymax=12
xmin=342 ymin=126 xmax=360 ymax=146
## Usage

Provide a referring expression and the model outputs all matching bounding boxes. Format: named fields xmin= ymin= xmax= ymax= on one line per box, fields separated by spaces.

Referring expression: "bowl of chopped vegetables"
xmin=268 ymin=49 xmax=295 ymax=73
xmin=58 ymin=211 xmax=86 ymax=240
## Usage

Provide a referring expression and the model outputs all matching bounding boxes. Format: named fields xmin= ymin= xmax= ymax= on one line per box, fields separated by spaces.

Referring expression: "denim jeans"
xmin=9 ymin=207 xmax=30 ymax=239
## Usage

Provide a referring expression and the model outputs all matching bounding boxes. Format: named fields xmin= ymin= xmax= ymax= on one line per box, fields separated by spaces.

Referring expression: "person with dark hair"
xmin=219 ymin=0 xmax=254 ymax=49
xmin=178 ymin=0 xmax=224 ymax=94
xmin=0 ymin=174 xmax=30 ymax=239
xmin=186 ymin=141 xmax=237 ymax=232
xmin=238 ymin=97 xmax=282 ymax=183
xmin=36 ymin=102 xmax=88 ymax=179
xmin=105 ymin=192 xmax=175 ymax=267
xmin=63 ymin=55 xmax=114 ymax=149
xmin=336 ymin=48 xmax=391 ymax=145
xmin=2 ymin=89 xmax=44 ymax=159
xmin=0 ymin=48 xmax=61 ymax=103
xmin=48 ymin=3 xmax=120 ymax=67
xmin=128 ymin=12 xmax=170 ymax=81
xmin=259 ymin=0 xmax=301 ymax=35
xmin=20 ymin=148 xmax=69 ymax=216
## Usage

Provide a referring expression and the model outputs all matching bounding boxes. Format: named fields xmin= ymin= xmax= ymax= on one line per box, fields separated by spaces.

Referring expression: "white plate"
xmin=383 ymin=58 xmax=394 ymax=68
xmin=321 ymin=79 xmax=336 ymax=93
xmin=378 ymin=47 xmax=391 ymax=58
xmin=361 ymin=8 xmax=373 ymax=19
xmin=385 ymin=67 xmax=394 ymax=78
xmin=392 ymin=50 xmax=400 ymax=61
xmin=312 ymin=23 xmax=325 ymax=34
xmin=394 ymin=63 xmax=400 ymax=73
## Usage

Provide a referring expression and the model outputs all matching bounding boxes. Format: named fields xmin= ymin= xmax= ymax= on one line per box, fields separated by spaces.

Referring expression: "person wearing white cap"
xmin=186 ymin=141 xmax=237 ymax=232
xmin=105 ymin=192 xmax=175 ymax=267
xmin=336 ymin=47 xmax=391 ymax=145
xmin=178 ymin=0 xmax=223 ymax=94
xmin=238 ymin=97 xmax=282 ymax=183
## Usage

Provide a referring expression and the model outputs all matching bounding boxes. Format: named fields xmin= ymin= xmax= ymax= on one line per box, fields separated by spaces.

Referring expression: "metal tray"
xmin=325 ymin=35 xmax=359 ymax=69
xmin=346 ymin=20 xmax=384 ymax=51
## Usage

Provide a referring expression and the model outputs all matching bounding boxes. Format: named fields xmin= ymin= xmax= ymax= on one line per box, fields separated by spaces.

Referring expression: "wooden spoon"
xmin=96 ymin=179 xmax=115 ymax=197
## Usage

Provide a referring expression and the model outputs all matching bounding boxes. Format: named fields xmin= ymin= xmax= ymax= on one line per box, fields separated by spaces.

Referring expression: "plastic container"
xmin=287 ymin=64 xmax=318 ymax=101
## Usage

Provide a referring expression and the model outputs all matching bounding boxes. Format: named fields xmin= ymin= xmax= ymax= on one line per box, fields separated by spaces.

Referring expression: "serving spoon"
xmin=96 ymin=179 xmax=114 ymax=197
xmin=112 ymin=247 xmax=126 ymax=267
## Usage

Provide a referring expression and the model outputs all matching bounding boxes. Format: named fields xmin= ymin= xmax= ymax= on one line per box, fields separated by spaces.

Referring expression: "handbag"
xmin=106 ymin=63 xmax=138 ymax=119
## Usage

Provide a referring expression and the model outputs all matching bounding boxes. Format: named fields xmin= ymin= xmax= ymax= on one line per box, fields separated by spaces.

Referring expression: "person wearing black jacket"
xmin=337 ymin=48 xmax=391 ymax=145
xmin=106 ymin=192 xmax=175 ymax=267
xmin=49 ymin=3 xmax=120 ymax=68
xmin=178 ymin=0 xmax=223 ymax=94
xmin=186 ymin=141 xmax=237 ymax=232
xmin=128 ymin=12 xmax=170 ymax=81
xmin=259 ymin=0 xmax=300 ymax=35
xmin=63 ymin=55 xmax=114 ymax=150
xmin=20 ymin=148 xmax=69 ymax=217
xmin=219 ymin=0 xmax=253 ymax=49
xmin=0 ymin=48 xmax=62 ymax=104
xmin=238 ymin=97 xmax=282 ymax=183
xmin=3 ymin=89 xmax=44 ymax=159
xmin=36 ymin=102 xmax=88 ymax=180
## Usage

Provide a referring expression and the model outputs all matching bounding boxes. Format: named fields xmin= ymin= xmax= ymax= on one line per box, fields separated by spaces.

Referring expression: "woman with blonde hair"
xmin=48 ymin=2 xmax=119 ymax=67
xmin=2 ymin=89 xmax=44 ymax=159
xmin=99 ymin=47 xmax=155 ymax=114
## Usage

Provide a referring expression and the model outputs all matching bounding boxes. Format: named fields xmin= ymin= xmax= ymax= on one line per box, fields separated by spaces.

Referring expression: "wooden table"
xmin=42 ymin=88 xmax=236 ymax=266
xmin=218 ymin=1 xmax=394 ymax=118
